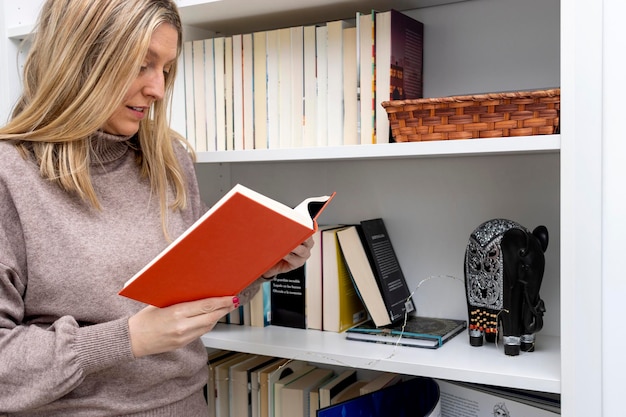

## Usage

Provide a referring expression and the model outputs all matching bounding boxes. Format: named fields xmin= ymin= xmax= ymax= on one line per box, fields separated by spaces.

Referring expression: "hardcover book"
xmin=322 ymin=226 xmax=367 ymax=332
xmin=336 ymin=219 xmax=414 ymax=327
xmin=253 ymin=358 xmax=290 ymax=417
xmin=359 ymin=218 xmax=415 ymax=323
xmin=375 ymin=9 xmax=424 ymax=143
xmin=273 ymin=364 xmax=317 ymax=417
xmin=318 ymin=370 xmax=357 ymax=409
xmin=345 ymin=315 xmax=467 ymax=349
xmin=281 ymin=368 xmax=335 ymax=417
xmin=305 ymin=225 xmax=346 ymax=330
xmin=230 ymin=355 xmax=278 ymax=417
xmin=119 ymin=184 xmax=335 ymax=307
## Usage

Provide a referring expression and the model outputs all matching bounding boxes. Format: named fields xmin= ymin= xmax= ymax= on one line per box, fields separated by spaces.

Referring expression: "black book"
xmin=270 ymin=265 xmax=306 ymax=329
xmin=337 ymin=218 xmax=414 ymax=327
xmin=359 ymin=218 xmax=415 ymax=323
xmin=346 ymin=315 xmax=467 ymax=349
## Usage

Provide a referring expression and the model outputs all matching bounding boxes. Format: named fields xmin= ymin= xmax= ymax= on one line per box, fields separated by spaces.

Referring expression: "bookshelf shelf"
xmin=195 ymin=134 xmax=560 ymax=163
xmin=201 ymin=324 xmax=560 ymax=394
xmin=176 ymin=0 xmax=467 ymax=35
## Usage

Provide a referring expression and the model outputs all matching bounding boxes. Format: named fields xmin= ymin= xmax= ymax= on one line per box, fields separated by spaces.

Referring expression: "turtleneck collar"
xmin=90 ymin=130 xmax=134 ymax=165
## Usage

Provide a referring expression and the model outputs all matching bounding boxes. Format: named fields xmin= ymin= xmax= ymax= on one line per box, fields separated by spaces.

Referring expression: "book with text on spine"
xmin=119 ymin=183 xmax=335 ymax=307
xmin=336 ymin=219 xmax=414 ymax=328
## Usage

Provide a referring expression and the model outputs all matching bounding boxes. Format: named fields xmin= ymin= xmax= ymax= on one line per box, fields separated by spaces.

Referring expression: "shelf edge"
xmin=194 ymin=134 xmax=560 ymax=163
xmin=201 ymin=324 xmax=561 ymax=394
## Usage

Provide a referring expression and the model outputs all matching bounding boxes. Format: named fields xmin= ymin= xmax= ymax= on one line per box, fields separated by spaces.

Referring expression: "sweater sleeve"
xmin=0 ymin=180 xmax=134 ymax=412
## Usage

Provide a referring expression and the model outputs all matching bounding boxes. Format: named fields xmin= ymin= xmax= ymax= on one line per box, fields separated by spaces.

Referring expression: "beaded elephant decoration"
xmin=464 ymin=219 xmax=549 ymax=356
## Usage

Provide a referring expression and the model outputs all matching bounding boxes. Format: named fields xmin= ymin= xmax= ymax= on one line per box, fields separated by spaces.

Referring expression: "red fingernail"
xmin=232 ymin=296 xmax=240 ymax=307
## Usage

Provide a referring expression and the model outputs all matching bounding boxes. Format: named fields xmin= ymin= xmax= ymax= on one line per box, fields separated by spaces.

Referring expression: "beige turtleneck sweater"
xmin=0 ymin=132 xmax=221 ymax=416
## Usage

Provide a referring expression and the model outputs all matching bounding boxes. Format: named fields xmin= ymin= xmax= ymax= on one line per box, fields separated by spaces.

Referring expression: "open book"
xmin=119 ymin=184 xmax=335 ymax=307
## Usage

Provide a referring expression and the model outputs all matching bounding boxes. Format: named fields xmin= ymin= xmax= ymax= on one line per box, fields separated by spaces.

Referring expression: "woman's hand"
xmin=261 ymin=237 xmax=314 ymax=278
xmin=128 ymin=296 xmax=237 ymax=358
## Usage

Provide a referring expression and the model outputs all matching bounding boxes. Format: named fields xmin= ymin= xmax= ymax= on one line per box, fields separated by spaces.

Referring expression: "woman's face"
xmin=102 ymin=23 xmax=178 ymax=136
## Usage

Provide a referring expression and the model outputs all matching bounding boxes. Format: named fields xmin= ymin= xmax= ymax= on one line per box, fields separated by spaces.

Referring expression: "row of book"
xmin=204 ymin=349 xmax=440 ymax=417
xmin=204 ymin=348 xmax=560 ymax=417
xmin=181 ymin=9 xmax=424 ymax=152
xmin=224 ymin=218 xmax=414 ymax=331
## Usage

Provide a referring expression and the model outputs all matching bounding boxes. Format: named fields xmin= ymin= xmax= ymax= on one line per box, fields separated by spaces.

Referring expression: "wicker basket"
xmin=381 ymin=88 xmax=560 ymax=142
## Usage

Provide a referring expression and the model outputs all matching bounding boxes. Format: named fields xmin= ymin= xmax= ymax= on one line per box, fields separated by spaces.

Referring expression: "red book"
xmin=119 ymin=184 xmax=335 ymax=307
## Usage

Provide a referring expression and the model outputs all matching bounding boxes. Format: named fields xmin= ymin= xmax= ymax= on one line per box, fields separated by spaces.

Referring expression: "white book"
xmin=302 ymin=25 xmax=317 ymax=148
xmin=305 ymin=225 xmax=344 ymax=331
xmin=192 ymin=40 xmax=208 ymax=152
xmin=265 ymin=29 xmax=280 ymax=149
xmin=230 ymin=355 xmax=276 ymax=417
xmin=273 ymin=364 xmax=316 ymax=417
xmin=224 ymin=36 xmax=234 ymax=150
xmin=277 ymin=27 xmax=292 ymax=148
xmin=342 ymin=26 xmax=358 ymax=146
xmin=315 ymin=25 xmax=328 ymax=147
xmin=290 ymin=26 xmax=304 ymax=148
xmin=232 ymin=33 xmax=244 ymax=150
xmin=326 ymin=20 xmax=350 ymax=146
xmin=357 ymin=11 xmax=375 ymax=144
xmin=253 ymin=30 xmax=268 ymax=150
xmin=182 ymin=41 xmax=196 ymax=149
xmin=242 ymin=33 xmax=255 ymax=150
xmin=204 ymin=38 xmax=217 ymax=151
xmin=213 ymin=36 xmax=227 ymax=151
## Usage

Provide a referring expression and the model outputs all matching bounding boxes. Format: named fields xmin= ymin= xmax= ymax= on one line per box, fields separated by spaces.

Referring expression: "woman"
xmin=0 ymin=0 xmax=311 ymax=415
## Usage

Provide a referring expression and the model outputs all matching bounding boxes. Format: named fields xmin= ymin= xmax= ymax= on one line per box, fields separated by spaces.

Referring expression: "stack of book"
xmin=179 ymin=9 xmax=424 ymax=152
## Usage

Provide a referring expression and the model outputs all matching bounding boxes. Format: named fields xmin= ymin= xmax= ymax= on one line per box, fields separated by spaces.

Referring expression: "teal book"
xmin=346 ymin=315 xmax=466 ymax=349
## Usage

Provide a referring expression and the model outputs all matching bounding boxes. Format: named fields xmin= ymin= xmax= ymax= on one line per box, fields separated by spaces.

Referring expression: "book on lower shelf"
xmin=437 ymin=379 xmax=560 ymax=416
xmin=214 ymin=353 xmax=253 ymax=417
xmin=345 ymin=315 xmax=467 ymax=349
xmin=254 ymin=358 xmax=291 ymax=417
xmin=317 ymin=376 xmax=441 ymax=417
xmin=230 ymin=355 xmax=278 ymax=417
xmin=119 ymin=183 xmax=335 ymax=307
xmin=273 ymin=364 xmax=317 ymax=417
xmin=280 ymin=368 xmax=335 ymax=417
xmin=318 ymin=370 xmax=358 ymax=409
xmin=358 ymin=372 xmax=402 ymax=395
xmin=336 ymin=218 xmax=414 ymax=328
xmin=205 ymin=349 xmax=241 ymax=415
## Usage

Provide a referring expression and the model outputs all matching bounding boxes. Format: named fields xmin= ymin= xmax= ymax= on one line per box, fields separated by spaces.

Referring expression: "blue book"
xmin=317 ymin=376 xmax=440 ymax=417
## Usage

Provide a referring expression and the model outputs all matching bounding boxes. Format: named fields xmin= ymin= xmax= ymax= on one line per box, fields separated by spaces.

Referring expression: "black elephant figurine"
xmin=464 ymin=219 xmax=549 ymax=356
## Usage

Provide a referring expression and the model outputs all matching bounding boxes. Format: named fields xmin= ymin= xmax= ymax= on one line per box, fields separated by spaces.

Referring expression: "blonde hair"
xmin=0 ymin=0 xmax=192 ymax=238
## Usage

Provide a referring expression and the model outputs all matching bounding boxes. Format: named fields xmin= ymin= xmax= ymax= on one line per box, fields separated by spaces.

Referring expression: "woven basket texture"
xmin=382 ymin=88 xmax=560 ymax=142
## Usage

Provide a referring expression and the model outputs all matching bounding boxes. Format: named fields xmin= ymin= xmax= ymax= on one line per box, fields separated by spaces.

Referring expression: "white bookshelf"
xmin=195 ymin=135 xmax=560 ymax=163
xmin=187 ymin=0 xmax=565 ymax=400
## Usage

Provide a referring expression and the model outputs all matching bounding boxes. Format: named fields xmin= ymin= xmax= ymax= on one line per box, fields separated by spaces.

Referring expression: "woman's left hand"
xmin=261 ymin=237 xmax=314 ymax=278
